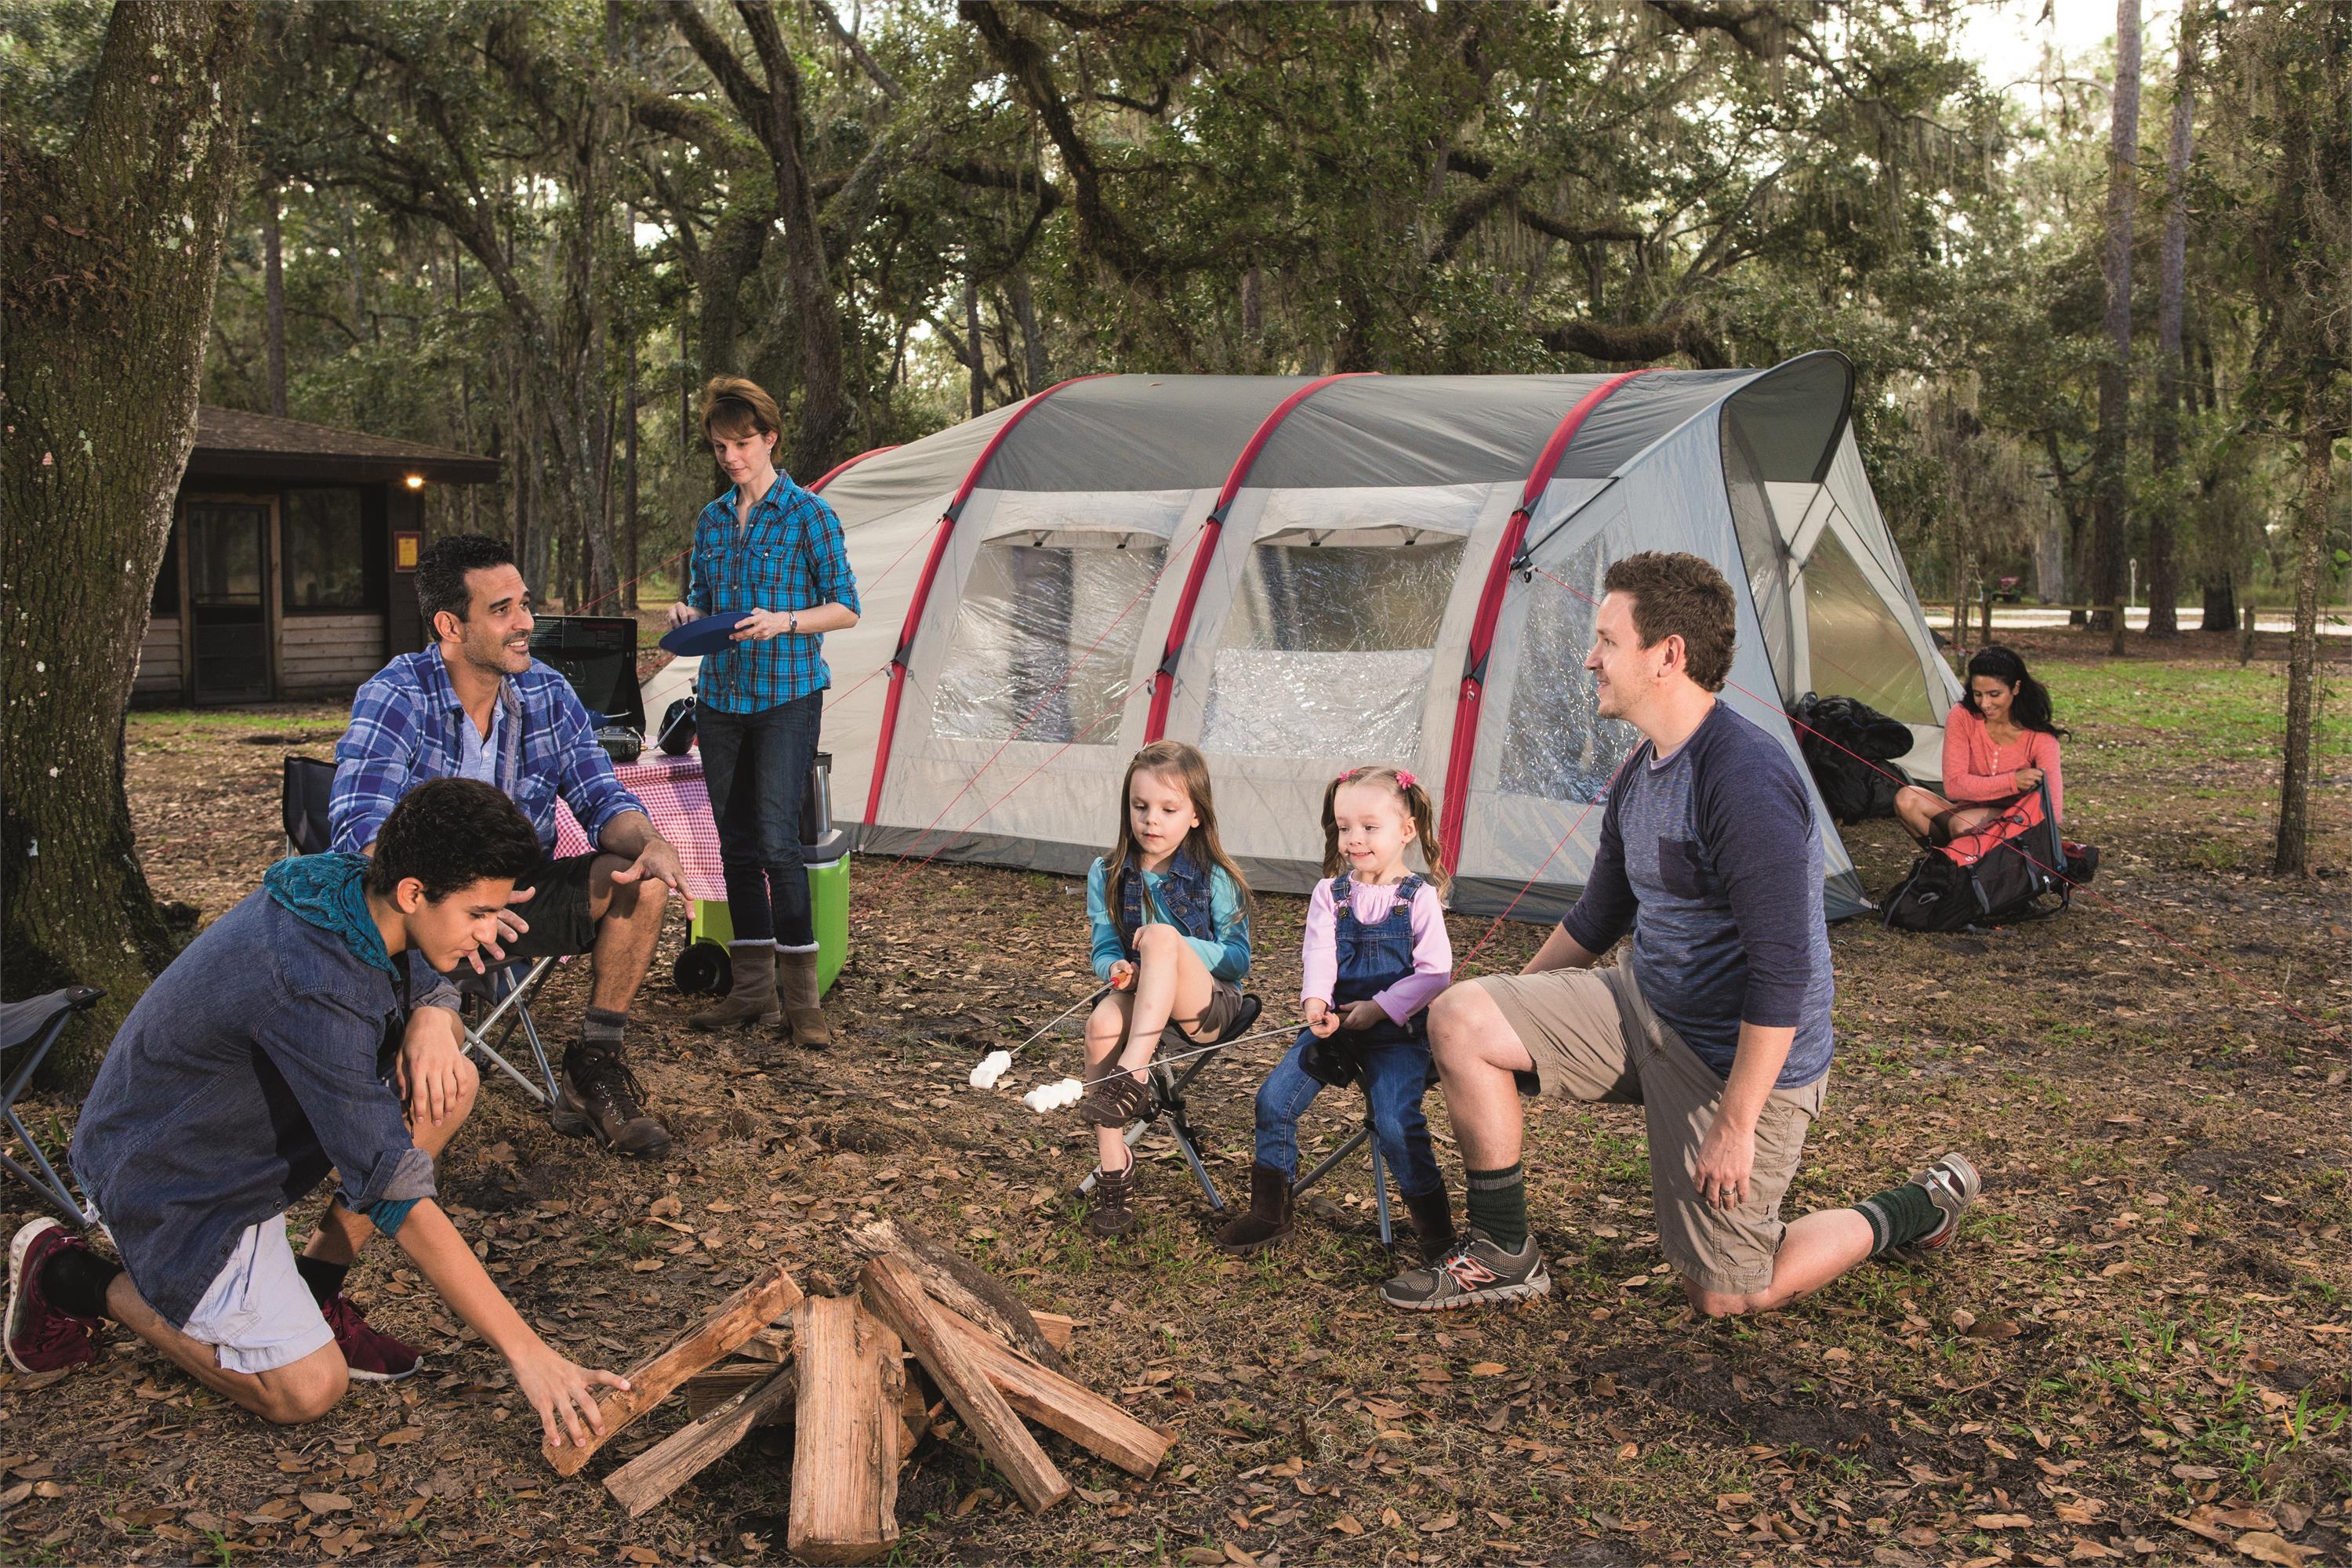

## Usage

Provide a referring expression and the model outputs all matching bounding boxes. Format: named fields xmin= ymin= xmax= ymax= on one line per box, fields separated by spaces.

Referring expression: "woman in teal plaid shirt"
xmin=668 ymin=376 xmax=860 ymax=1051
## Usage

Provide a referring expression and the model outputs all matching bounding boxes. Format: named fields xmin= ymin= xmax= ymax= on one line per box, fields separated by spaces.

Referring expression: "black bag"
xmin=1791 ymin=693 xmax=1915 ymax=824
xmin=656 ymin=695 xmax=697 ymax=756
xmin=1882 ymin=782 xmax=2073 ymax=932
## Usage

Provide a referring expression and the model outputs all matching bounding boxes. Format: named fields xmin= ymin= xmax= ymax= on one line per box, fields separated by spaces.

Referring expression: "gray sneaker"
xmin=1896 ymin=1152 xmax=1981 ymax=1260
xmin=1379 ymin=1230 xmax=1551 ymax=1312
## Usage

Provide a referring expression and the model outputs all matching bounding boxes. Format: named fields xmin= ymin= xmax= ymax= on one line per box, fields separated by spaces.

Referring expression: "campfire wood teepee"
xmin=543 ymin=1222 xmax=1169 ymax=1560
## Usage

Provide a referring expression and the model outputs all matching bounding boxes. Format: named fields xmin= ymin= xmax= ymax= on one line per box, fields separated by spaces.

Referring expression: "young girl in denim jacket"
xmin=1077 ymin=742 xmax=1253 ymax=1240
xmin=1217 ymin=766 xmax=1454 ymax=1260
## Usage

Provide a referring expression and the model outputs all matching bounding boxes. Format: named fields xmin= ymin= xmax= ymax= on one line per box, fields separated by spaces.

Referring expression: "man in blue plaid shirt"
xmin=336 ymin=535 xmax=685 ymax=1164
xmin=666 ymin=375 xmax=859 ymax=1054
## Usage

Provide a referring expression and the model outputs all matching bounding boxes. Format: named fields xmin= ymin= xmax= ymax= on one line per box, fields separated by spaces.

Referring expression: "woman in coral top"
xmin=1895 ymin=645 xmax=2067 ymax=844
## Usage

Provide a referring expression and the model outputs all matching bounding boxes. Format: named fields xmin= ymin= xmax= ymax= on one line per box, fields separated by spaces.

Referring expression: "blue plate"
xmin=659 ymin=609 xmax=751 ymax=657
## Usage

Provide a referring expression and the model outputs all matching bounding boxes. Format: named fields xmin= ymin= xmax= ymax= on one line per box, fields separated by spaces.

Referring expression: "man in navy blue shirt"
xmin=8 ymin=781 xmax=630 ymax=1445
xmin=1385 ymin=552 xmax=1982 ymax=1314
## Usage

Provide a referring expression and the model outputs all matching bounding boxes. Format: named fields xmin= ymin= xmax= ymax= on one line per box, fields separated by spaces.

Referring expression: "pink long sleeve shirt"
xmin=1300 ymin=877 xmax=1454 ymax=1025
xmin=1941 ymin=702 xmax=2064 ymax=822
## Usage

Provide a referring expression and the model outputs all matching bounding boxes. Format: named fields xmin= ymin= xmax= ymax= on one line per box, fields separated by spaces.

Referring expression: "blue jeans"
xmin=1254 ymin=1036 xmax=1443 ymax=1200
xmin=698 ymin=691 xmax=821 ymax=948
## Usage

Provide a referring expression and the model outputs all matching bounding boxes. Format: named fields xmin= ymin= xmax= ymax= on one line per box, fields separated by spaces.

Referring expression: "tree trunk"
xmin=624 ymin=339 xmax=641 ymax=612
xmin=965 ymin=274 xmax=986 ymax=416
xmin=0 ymin=0 xmax=256 ymax=1077
xmin=1009 ymin=270 xmax=1048 ymax=397
xmin=262 ymin=180 xmax=288 ymax=417
xmin=2147 ymin=2 xmax=2194 ymax=638
xmin=2090 ymin=0 xmax=2143 ymax=634
xmin=2271 ymin=423 xmax=2330 ymax=874
xmin=2199 ymin=577 xmax=2235 ymax=633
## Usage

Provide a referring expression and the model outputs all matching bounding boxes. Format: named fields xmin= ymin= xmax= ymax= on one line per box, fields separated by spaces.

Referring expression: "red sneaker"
xmin=6 ymin=1218 xmax=100 ymax=1374
xmin=321 ymin=1293 xmax=423 ymax=1382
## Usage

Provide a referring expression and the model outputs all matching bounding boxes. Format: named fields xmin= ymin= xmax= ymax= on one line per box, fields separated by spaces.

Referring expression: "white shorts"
xmin=181 ymin=1214 xmax=333 ymax=1375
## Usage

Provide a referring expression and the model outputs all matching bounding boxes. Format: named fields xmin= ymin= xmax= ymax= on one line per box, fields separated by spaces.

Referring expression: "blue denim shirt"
xmin=70 ymin=888 xmax=437 ymax=1328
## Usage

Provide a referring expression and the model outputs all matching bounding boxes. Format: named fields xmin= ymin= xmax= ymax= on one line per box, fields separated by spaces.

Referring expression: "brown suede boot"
xmin=685 ymin=943 xmax=779 ymax=1031
xmin=779 ymin=948 xmax=833 ymax=1050
xmin=1214 ymin=1163 xmax=1295 ymax=1256
xmin=1087 ymin=1159 xmax=1138 ymax=1239
xmin=1403 ymin=1187 xmax=1456 ymax=1261
xmin=551 ymin=1045 xmax=673 ymax=1159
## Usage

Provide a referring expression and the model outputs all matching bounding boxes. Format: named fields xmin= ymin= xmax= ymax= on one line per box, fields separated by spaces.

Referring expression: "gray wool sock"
xmin=582 ymin=1006 xmax=628 ymax=1051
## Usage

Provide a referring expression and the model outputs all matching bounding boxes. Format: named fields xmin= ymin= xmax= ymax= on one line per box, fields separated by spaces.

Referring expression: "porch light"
xmin=403 ymin=473 xmax=426 ymax=490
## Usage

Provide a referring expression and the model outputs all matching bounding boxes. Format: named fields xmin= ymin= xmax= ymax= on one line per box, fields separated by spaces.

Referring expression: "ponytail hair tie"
xmin=1395 ymin=770 xmax=1417 ymax=791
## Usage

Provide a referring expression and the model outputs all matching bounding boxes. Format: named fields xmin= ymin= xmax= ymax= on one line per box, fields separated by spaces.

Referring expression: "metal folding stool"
xmin=1079 ymin=994 xmax=1264 ymax=1215
xmin=1290 ymin=1102 xmax=1397 ymax=1250
xmin=0 ymin=988 xmax=103 ymax=1228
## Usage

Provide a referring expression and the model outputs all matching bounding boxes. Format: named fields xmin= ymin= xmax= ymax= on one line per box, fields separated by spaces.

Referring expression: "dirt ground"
xmin=4 ymin=628 xmax=2347 ymax=1567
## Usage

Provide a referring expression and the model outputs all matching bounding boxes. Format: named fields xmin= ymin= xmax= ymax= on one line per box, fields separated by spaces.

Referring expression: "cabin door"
xmin=186 ymin=499 xmax=274 ymax=702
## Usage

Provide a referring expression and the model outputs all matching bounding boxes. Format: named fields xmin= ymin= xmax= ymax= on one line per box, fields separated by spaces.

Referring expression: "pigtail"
xmin=1403 ymin=779 xmax=1450 ymax=895
xmin=1319 ymin=773 xmax=1349 ymax=879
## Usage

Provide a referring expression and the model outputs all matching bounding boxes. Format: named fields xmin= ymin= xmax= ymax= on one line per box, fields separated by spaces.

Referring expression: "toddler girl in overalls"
xmin=1077 ymin=742 xmax=1254 ymax=1242
xmin=1217 ymin=766 xmax=1454 ymax=1260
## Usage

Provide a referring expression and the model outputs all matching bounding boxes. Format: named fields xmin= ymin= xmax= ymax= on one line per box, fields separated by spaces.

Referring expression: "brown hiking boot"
xmin=779 ymin=948 xmax=833 ymax=1051
xmin=1214 ymin=1163 xmax=1295 ymax=1255
xmin=552 ymin=1045 xmax=673 ymax=1158
xmin=1403 ymin=1187 xmax=1456 ymax=1261
xmin=1086 ymin=1160 xmax=1138 ymax=1239
xmin=685 ymin=943 xmax=780 ymax=1032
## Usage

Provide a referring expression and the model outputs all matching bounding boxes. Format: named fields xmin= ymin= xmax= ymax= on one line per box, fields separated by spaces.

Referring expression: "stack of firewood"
xmin=538 ymin=1219 xmax=1169 ymax=1563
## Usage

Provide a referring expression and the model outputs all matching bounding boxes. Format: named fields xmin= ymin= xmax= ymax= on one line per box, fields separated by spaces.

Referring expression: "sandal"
xmin=1080 ymin=1067 xmax=1153 ymax=1128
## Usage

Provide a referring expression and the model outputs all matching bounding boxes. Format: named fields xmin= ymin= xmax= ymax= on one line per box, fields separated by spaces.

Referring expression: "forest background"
xmin=0 ymin=0 xmax=2345 ymax=1044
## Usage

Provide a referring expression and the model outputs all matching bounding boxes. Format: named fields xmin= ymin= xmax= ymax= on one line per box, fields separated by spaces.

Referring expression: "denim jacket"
xmin=1084 ymin=849 xmax=1251 ymax=984
xmin=70 ymin=888 xmax=436 ymax=1328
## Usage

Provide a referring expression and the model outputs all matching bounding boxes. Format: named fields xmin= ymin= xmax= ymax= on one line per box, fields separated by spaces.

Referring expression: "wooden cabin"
xmin=136 ymin=408 xmax=501 ymax=706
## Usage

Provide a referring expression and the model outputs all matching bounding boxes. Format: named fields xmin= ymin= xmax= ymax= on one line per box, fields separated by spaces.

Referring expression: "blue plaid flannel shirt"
xmin=687 ymin=471 xmax=861 ymax=714
xmin=330 ymin=649 xmax=646 ymax=858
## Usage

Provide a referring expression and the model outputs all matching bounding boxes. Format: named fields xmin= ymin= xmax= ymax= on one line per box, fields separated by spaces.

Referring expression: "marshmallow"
xmin=968 ymin=1050 xmax=1014 ymax=1090
xmin=1022 ymin=1077 xmax=1085 ymax=1113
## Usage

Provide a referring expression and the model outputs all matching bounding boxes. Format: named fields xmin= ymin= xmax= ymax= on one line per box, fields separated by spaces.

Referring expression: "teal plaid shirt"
xmin=687 ymin=472 xmax=861 ymax=713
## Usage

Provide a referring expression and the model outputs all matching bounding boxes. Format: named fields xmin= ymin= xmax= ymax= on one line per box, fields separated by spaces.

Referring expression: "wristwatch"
xmin=787 ymin=611 xmax=799 ymax=636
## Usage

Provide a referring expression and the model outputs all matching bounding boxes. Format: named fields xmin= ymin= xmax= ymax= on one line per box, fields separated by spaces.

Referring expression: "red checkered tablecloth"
xmin=554 ymin=749 xmax=728 ymax=904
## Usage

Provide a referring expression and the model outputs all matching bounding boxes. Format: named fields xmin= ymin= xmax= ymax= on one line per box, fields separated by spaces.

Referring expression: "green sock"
xmin=1464 ymin=1163 xmax=1528 ymax=1253
xmin=1854 ymin=1181 xmax=1940 ymax=1255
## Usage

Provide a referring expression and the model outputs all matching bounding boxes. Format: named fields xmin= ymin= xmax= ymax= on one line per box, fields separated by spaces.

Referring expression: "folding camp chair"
xmin=1289 ymin=1100 xmax=1399 ymax=1250
xmin=281 ymin=756 xmax=561 ymax=1107
xmin=1078 ymin=994 xmax=1264 ymax=1215
xmin=1 ymin=988 xmax=102 ymax=1228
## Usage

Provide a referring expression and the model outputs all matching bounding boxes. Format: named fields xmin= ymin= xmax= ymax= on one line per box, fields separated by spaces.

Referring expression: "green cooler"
xmin=672 ymin=750 xmax=850 ymax=998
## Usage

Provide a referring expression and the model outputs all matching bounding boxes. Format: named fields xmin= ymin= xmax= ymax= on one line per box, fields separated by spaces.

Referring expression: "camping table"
xmin=553 ymin=750 xmax=728 ymax=903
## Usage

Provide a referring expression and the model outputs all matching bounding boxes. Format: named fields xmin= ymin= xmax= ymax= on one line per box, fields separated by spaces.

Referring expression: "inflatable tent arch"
xmin=650 ymin=354 xmax=1957 ymax=922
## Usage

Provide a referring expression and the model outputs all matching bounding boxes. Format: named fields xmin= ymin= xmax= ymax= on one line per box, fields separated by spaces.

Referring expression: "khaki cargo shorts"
xmin=1469 ymin=960 xmax=1825 ymax=1296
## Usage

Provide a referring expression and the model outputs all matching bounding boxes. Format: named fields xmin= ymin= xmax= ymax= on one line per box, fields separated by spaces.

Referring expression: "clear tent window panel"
xmin=1498 ymin=534 xmax=1639 ymax=803
xmin=1202 ymin=539 xmax=1465 ymax=759
xmin=932 ymin=539 xmax=1164 ymax=743
xmin=1802 ymin=528 xmax=1938 ymax=724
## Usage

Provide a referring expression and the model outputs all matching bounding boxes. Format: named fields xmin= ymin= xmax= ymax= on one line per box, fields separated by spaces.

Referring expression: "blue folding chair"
xmin=282 ymin=757 xmax=560 ymax=1105
xmin=1 ymin=988 xmax=102 ymax=1228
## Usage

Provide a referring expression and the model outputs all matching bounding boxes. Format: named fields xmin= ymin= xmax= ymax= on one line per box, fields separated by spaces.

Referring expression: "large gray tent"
xmin=652 ymin=354 xmax=1956 ymax=920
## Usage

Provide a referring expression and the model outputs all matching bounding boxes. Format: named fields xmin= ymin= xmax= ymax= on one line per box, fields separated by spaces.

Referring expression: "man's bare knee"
xmin=1683 ymin=1282 xmax=1752 ymax=1319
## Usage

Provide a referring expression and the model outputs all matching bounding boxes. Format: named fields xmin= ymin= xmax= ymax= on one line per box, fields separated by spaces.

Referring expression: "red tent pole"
xmin=1142 ymin=372 xmax=1374 ymax=742
xmin=1436 ymin=369 xmax=1653 ymax=875
xmin=862 ymin=376 xmax=1111 ymax=829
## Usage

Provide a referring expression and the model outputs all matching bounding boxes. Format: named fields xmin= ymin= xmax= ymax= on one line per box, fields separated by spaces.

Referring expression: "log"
xmin=543 ymin=1260 xmax=804 ymax=1475
xmin=787 ymin=1298 xmax=904 ymax=1564
xmin=859 ymin=1254 xmax=1069 ymax=1514
xmin=604 ymin=1366 xmax=797 ymax=1519
xmin=937 ymin=1305 xmax=1170 ymax=1478
xmin=847 ymin=1218 xmax=1068 ymax=1372
xmin=682 ymin=1362 xmax=926 ymax=1454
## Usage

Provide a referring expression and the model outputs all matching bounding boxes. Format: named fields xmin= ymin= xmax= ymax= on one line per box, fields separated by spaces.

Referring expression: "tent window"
xmin=1802 ymin=529 xmax=1936 ymax=724
xmin=933 ymin=539 xmax=1163 ymax=744
xmin=1202 ymin=539 xmax=1464 ymax=760
xmin=1721 ymin=414 xmax=1792 ymax=693
xmin=1499 ymin=534 xmax=1638 ymax=803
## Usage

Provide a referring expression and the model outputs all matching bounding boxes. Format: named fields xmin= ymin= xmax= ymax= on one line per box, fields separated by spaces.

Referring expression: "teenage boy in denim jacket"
xmin=6 ymin=781 xmax=629 ymax=1444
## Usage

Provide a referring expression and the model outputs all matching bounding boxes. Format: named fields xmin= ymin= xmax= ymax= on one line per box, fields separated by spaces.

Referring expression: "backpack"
xmin=1791 ymin=692 xmax=1915 ymax=824
xmin=1882 ymin=781 xmax=2078 ymax=932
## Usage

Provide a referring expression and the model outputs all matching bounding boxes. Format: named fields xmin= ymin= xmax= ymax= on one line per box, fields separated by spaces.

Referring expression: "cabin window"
xmin=282 ymin=487 xmax=372 ymax=611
